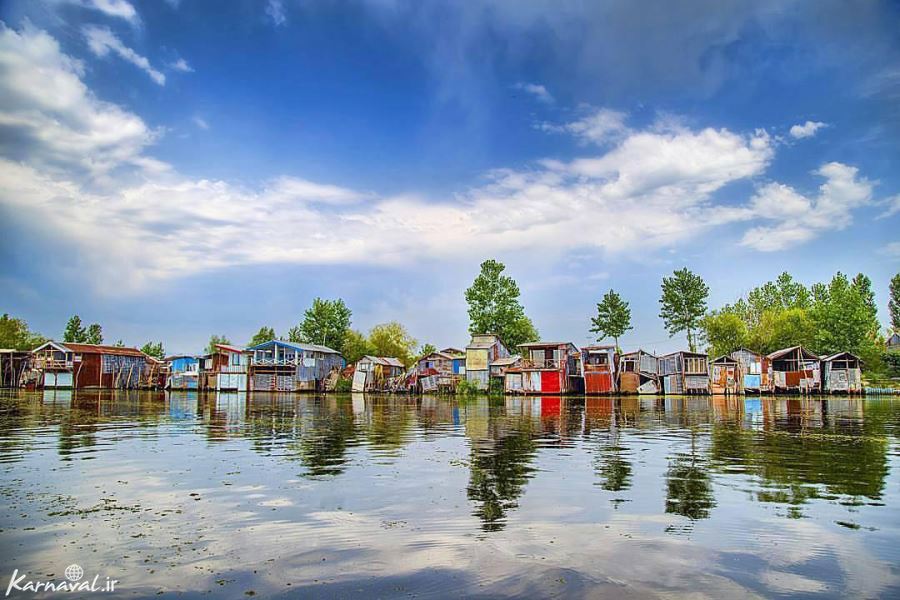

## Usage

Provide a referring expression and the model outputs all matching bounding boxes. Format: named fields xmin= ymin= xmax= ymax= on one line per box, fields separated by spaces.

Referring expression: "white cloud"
xmin=789 ymin=120 xmax=826 ymax=139
xmin=169 ymin=57 xmax=193 ymax=73
xmin=740 ymin=162 xmax=872 ymax=251
xmin=266 ymin=0 xmax=287 ymax=26
xmin=0 ymin=24 xmax=879 ymax=293
xmin=59 ymin=0 xmax=139 ymax=23
xmin=83 ymin=25 xmax=165 ymax=85
xmin=880 ymin=242 xmax=900 ymax=258
xmin=513 ymin=82 xmax=554 ymax=103
xmin=539 ymin=107 xmax=629 ymax=145
xmin=0 ymin=23 xmax=156 ymax=177
xmin=877 ymin=194 xmax=900 ymax=219
xmin=192 ymin=116 xmax=209 ymax=130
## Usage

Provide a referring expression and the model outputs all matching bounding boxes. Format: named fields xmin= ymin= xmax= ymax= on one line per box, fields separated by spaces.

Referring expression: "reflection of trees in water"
xmin=298 ymin=399 xmax=359 ymax=477
xmin=467 ymin=414 xmax=538 ymax=532
xmin=364 ymin=398 xmax=415 ymax=452
xmin=665 ymin=432 xmax=715 ymax=520
xmin=596 ymin=440 xmax=632 ymax=492
xmin=709 ymin=398 xmax=889 ymax=504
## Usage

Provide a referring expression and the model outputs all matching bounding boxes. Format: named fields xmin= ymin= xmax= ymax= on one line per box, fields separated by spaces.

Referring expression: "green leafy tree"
xmin=293 ymin=298 xmax=352 ymax=350
xmin=114 ymin=339 xmax=124 ymax=348
xmin=659 ymin=268 xmax=709 ymax=352
xmin=700 ymin=310 xmax=748 ymax=357
xmin=207 ymin=334 xmax=231 ymax=355
xmin=63 ymin=315 xmax=87 ymax=343
xmin=367 ymin=322 xmax=417 ymax=367
xmin=0 ymin=314 xmax=45 ymax=350
xmin=249 ymin=326 xmax=276 ymax=347
xmin=889 ymin=273 xmax=900 ymax=332
xmin=810 ymin=272 xmax=881 ymax=355
xmin=341 ymin=329 xmax=373 ymax=364
xmin=85 ymin=323 xmax=103 ymax=345
xmin=465 ymin=259 xmax=539 ymax=349
xmin=140 ymin=341 xmax=165 ymax=359
xmin=590 ymin=289 xmax=633 ymax=350
xmin=417 ymin=343 xmax=437 ymax=360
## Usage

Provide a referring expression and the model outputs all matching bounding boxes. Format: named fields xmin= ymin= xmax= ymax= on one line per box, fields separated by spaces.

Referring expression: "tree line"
xmin=3 ymin=265 xmax=899 ymax=376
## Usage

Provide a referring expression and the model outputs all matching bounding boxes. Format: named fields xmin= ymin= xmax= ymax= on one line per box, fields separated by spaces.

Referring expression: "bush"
xmin=455 ymin=378 xmax=480 ymax=396
xmin=333 ymin=378 xmax=352 ymax=392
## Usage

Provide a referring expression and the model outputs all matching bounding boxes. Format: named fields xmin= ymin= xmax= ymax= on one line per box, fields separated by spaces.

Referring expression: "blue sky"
xmin=0 ymin=0 xmax=898 ymax=354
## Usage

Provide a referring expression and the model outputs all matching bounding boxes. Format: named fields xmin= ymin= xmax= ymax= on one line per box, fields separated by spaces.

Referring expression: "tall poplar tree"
xmin=590 ymin=289 xmax=632 ymax=351
xmin=659 ymin=268 xmax=709 ymax=352
xmin=465 ymin=259 xmax=538 ymax=349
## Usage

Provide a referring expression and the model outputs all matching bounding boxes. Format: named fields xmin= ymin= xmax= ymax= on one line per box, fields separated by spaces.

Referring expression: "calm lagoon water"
xmin=1 ymin=390 xmax=899 ymax=598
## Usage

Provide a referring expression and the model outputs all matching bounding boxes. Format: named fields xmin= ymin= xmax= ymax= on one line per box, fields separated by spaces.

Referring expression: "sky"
xmin=0 ymin=0 xmax=898 ymax=355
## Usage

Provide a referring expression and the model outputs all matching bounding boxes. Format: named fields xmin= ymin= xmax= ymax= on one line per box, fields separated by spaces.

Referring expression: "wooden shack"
xmin=504 ymin=342 xmax=581 ymax=395
xmin=32 ymin=342 xmax=146 ymax=389
xmin=248 ymin=340 xmax=344 ymax=392
xmin=0 ymin=349 xmax=29 ymax=388
xmin=582 ymin=345 xmax=617 ymax=395
xmin=618 ymin=350 xmax=659 ymax=394
xmin=352 ymin=356 xmax=405 ymax=392
xmin=213 ymin=344 xmax=250 ymax=392
xmin=822 ymin=352 xmax=863 ymax=394
xmin=659 ymin=351 xmax=710 ymax=395
xmin=142 ymin=356 xmax=167 ymax=389
xmin=767 ymin=346 xmax=821 ymax=393
xmin=730 ymin=348 xmax=770 ymax=393
xmin=165 ymin=355 xmax=200 ymax=390
xmin=710 ymin=355 xmax=741 ymax=395
xmin=465 ymin=334 xmax=509 ymax=391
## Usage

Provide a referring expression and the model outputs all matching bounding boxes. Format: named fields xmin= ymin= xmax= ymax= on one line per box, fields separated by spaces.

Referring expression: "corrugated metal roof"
xmin=711 ymin=355 xmax=738 ymax=364
xmin=62 ymin=343 xmax=146 ymax=358
xmin=518 ymin=341 xmax=572 ymax=348
xmin=360 ymin=355 xmax=405 ymax=367
xmin=215 ymin=344 xmax=247 ymax=354
xmin=767 ymin=346 xmax=819 ymax=360
xmin=492 ymin=355 xmax=522 ymax=367
xmin=247 ymin=339 xmax=341 ymax=355
xmin=822 ymin=351 xmax=861 ymax=362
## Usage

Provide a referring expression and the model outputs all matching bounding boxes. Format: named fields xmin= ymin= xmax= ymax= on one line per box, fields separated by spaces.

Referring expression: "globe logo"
xmin=64 ymin=564 xmax=84 ymax=582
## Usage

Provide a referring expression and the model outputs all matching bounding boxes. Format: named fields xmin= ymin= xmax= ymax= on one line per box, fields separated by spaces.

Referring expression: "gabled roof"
xmin=440 ymin=347 xmax=465 ymax=356
xmin=767 ymin=346 xmax=820 ymax=361
xmin=246 ymin=339 xmax=341 ymax=355
xmin=35 ymin=341 xmax=146 ymax=358
xmin=492 ymin=355 xmax=522 ymax=367
xmin=711 ymin=355 xmax=739 ymax=364
xmin=620 ymin=349 xmax=657 ymax=358
xmin=359 ymin=355 xmax=405 ymax=368
xmin=164 ymin=354 xmax=200 ymax=362
xmin=822 ymin=351 xmax=862 ymax=363
xmin=215 ymin=343 xmax=247 ymax=354
xmin=661 ymin=350 xmax=708 ymax=358
xmin=518 ymin=341 xmax=577 ymax=351
xmin=419 ymin=351 xmax=454 ymax=361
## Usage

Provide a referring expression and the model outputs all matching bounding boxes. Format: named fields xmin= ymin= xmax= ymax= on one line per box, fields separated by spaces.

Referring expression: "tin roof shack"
xmin=730 ymin=348 xmax=770 ymax=393
xmin=887 ymin=332 xmax=900 ymax=350
xmin=33 ymin=342 xmax=146 ymax=389
xmin=768 ymin=346 xmax=821 ymax=393
xmin=165 ymin=355 xmax=200 ymax=390
xmin=618 ymin=350 xmax=659 ymax=394
xmin=465 ymin=334 xmax=510 ymax=391
xmin=352 ymin=356 xmax=405 ymax=392
xmin=213 ymin=344 xmax=250 ymax=392
xmin=659 ymin=351 xmax=710 ymax=395
xmin=417 ymin=351 xmax=456 ymax=377
xmin=710 ymin=355 xmax=741 ymax=395
xmin=582 ymin=345 xmax=617 ymax=395
xmin=0 ymin=350 xmax=30 ymax=388
xmin=418 ymin=349 xmax=469 ymax=393
xmin=505 ymin=342 xmax=581 ymax=395
xmin=822 ymin=352 xmax=863 ymax=394
xmin=248 ymin=340 xmax=344 ymax=392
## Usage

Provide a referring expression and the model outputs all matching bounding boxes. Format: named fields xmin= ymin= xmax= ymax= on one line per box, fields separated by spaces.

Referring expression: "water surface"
xmin=1 ymin=391 xmax=898 ymax=598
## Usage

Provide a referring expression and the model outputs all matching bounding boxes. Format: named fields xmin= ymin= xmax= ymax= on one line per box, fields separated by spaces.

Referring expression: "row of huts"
xmin=1 ymin=336 xmax=864 ymax=395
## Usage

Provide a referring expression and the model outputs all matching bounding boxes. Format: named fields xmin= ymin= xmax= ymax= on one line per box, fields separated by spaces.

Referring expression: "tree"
xmin=890 ymin=273 xmax=900 ymax=332
xmin=659 ymin=268 xmax=709 ymax=352
xmin=465 ymin=259 xmax=539 ymax=349
xmin=590 ymin=289 xmax=633 ymax=350
xmin=140 ymin=341 xmax=165 ymax=359
xmin=341 ymin=329 xmax=372 ymax=364
xmin=293 ymin=298 xmax=352 ymax=350
xmin=85 ymin=323 xmax=103 ymax=345
xmin=249 ymin=326 xmax=276 ymax=347
xmin=810 ymin=272 xmax=881 ymax=356
xmin=700 ymin=310 xmax=748 ymax=357
xmin=114 ymin=339 xmax=124 ymax=348
xmin=0 ymin=314 xmax=45 ymax=350
xmin=417 ymin=343 xmax=437 ymax=360
xmin=63 ymin=315 xmax=87 ymax=343
xmin=207 ymin=334 xmax=231 ymax=355
xmin=367 ymin=322 xmax=418 ymax=367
